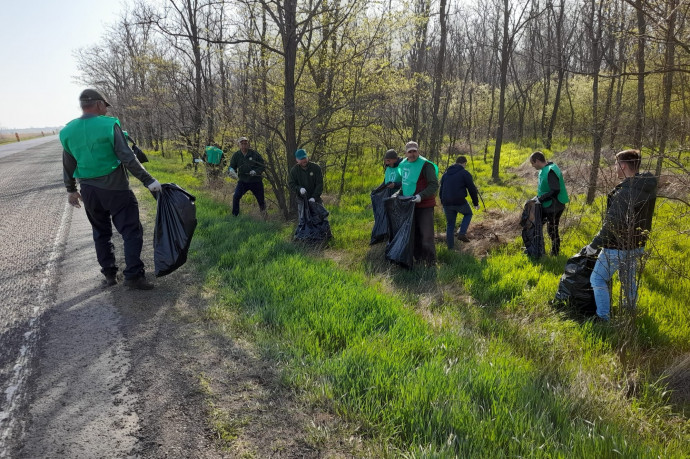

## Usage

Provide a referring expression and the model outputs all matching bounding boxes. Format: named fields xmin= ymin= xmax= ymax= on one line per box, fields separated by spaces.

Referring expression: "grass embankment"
xmin=144 ymin=146 xmax=689 ymax=457
xmin=0 ymin=132 xmax=50 ymax=145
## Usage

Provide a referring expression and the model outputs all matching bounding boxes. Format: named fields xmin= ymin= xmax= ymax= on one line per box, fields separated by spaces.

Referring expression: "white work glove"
xmin=227 ymin=167 xmax=238 ymax=179
xmin=249 ymin=170 xmax=256 ymax=176
xmin=474 ymin=205 xmax=480 ymax=210
xmin=308 ymin=197 xmax=315 ymax=203
xmin=299 ymin=187 xmax=307 ymax=195
xmin=147 ymin=179 xmax=162 ymax=192
xmin=67 ymin=191 xmax=82 ymax=208
xmin=584 ymin=244 xmax=598 ymax=256
xmin=412 ymin=194 xmax=422 ymax=203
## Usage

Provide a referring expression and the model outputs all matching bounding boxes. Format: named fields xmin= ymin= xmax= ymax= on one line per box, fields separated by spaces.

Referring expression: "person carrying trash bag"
xmin=582 ymin=149 xmax=657 ymax=322
xmin=389 ymin=141 xmax=439 ymax=266
xmin=529 ymin=151 xmax=569 ymax=256
xmin=153 ymin=184 xmax=197 ymax=277
xmin=229 ymin=136 xmax=266 ymax=217
xmin=370 ymin=149 xmax=402 ymax=245
xmin=288 ymin=148 xmax=332 ymax=242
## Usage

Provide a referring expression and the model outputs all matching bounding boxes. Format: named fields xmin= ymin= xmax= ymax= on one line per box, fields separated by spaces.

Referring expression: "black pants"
xmin=232 ymin=181 xmax=265 ymax=216
xmin=80 ymin=185 xmax=145 ymax=280
xmin=413 ymin=207 xmax=436 ymax=265
xmin=541 ymin=208 xmax=564 ymax=256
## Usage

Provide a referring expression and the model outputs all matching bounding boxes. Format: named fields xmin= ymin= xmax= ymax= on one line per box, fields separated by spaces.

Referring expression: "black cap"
xmin=384 ymin=149 xmax=398 ymax=159
xmin=79 ymin=89 xmax=111 ymax=107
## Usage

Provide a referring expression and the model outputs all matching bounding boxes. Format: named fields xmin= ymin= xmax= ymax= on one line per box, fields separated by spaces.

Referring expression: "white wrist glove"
xmin=308 ymin=197 xmax=315 ymax=203
xmin=249 ymin=170 xmax=256 ymax=176
xmin=584 ymin=244 xmax=598 ymax=256
xmin=412 ymin=194 xmax=422 ymax=203
xmin=299 ymin=187 xmax=307 ymax=195
xmin=227 ymin=167 xmax=238 ymax=179
xmin=147 ymin=179 xmax=162 ymax=192
xmin=474 ymin=205 xmax=480 ymax=210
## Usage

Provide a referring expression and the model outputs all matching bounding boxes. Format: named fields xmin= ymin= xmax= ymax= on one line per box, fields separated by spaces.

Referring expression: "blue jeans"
xmin=443 ymin=203 xmax=472 ymax=249
xmin=590 ymin=247 xmax=645 ymax=320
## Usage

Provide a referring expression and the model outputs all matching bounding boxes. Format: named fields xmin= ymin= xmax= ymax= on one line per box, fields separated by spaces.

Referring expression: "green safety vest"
xmin=60 ymin=116 xmax=121 ymax=179
xmin=397 ymin=156 xmax=438 ymax=196
xmin=205 ymin=146 xmax=223 ymax=165
xmin=538 ymin=163 xmax=569 ymax=208
xmin=384 ymin=165 xmax=398 ymax=184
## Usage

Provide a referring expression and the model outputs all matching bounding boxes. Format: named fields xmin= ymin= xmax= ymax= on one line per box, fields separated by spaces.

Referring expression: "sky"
xmin=0 ymin=0 xmax=126 ymax=130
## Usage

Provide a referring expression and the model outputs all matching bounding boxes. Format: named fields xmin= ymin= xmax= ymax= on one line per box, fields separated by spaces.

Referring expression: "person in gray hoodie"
xmin=440 ymin=156 xmax=480 ymax=249
xmin=584 ymin=149 xmax=657 ymax=321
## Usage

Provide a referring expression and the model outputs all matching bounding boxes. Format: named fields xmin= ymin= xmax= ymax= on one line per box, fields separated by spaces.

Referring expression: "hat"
xmin=79 ymin=89 xmax=111 ymax=107
xmin=238 ymin=136 xmax=248 ymax=143
xmin=384 ymin=149 xmax=398 ymax=160
xmin=405 ymin=141 xmax=419 ymax=153
xmin=295 ymin=148 xmax=307 ymax=160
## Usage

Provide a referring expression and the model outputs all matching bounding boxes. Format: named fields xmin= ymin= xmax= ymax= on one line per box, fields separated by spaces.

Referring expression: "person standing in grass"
xmin=203 ymin=143 xmax=225 ymax=179
xmin=440 ymin=156 xmax=480 ymax=248
xmin=584 ymin=149 xmax=657 ymax=321
xmin=229 ymin=136 xmax=266 ymax=217
xmin=529 ymin=151 xmax=569 ymax=256
xmin=394 ymin=141 xmax=439 ymax=265
xmin=61 ymin=89 xmax=161 ymax=290
xmin=382 ymin=149 xmax=402 ymax=189
xmin=288 ymin=148 xmax=324 ymax=224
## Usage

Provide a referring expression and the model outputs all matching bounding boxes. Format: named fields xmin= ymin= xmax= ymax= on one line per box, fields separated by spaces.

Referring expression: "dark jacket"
xmin=229 ymin=149 xmax=265 ymax=183
xmin=288 ymin=162 xmax=323 ymax=202
xmin=440 ymin=164 xmax=479 ymax=207
xmin=591 ymin=172 xmax=657 ymax=250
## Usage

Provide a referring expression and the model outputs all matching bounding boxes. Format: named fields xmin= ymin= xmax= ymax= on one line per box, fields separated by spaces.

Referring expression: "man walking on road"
xmin=440 ymin=156 xmax=480 ymax=248
xmin=529 ymin=151 xmax=569 ymax=256
xmin=229 ymin=136 xmax=266 ymax=217
xmin=60 ymin=89 xmax=161 ymax=290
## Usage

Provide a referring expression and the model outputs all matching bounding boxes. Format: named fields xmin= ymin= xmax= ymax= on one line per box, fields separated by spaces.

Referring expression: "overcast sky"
xmin=0 ymin=0 xmax=125 ymax=130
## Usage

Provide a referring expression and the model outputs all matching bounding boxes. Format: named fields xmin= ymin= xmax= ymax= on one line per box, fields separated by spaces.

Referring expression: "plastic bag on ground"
xmin=294 ymin=197 xmax=332 ymax=243
xmin=370 ymin=185 xmax=395 ymax=245
xmin=153 ymin=183 xmax=197 ymax=277
xmin=520 ymin=199 xmax=545 ymax=259
xmin=553 ymin=250 xmax=597 ymax=316
xmin=384 ymin=195 xmax=416 ymax=269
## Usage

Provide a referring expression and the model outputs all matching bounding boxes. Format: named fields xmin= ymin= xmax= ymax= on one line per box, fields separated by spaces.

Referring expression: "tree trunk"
xmin=656 ymin=0 xmax=677 ymax=176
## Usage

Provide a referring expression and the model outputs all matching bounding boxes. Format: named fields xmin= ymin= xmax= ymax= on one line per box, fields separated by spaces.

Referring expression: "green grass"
xmin=142 ymin=144 xmax=689 ymax=457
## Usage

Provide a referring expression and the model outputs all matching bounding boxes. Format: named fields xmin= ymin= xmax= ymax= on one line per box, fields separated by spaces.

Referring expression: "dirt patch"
xmin=435 ymin=209 xmax=521 ymax=257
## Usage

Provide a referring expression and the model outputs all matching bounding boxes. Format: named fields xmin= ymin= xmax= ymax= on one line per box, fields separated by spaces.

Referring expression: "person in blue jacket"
xmin=439 ymin=156 xmax=480 ymax=249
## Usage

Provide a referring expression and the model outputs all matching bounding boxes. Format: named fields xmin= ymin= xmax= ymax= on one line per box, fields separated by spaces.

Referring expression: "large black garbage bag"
xmin=384 ymin=195 xmax=416 ymax=269
xmin=370 ymin=185 xmax=395 ymax=245
xmin=553 ymin=251 xmax=597 ymax=316
xmin=153 ymin=183 xmax=197 ymax=277
xmin=294 ymin=197 xmax=333 ymax=243
xmin=520 ymin=199 xmax=545 ymax=259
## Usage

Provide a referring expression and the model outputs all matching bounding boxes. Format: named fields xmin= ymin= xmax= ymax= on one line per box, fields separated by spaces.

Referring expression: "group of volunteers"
xmin=61 ymin=88 xmax=657 ymax=323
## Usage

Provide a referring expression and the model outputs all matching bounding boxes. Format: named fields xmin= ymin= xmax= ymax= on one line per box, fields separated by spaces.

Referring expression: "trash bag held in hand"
xmin=384 ymin=195 xmax=416 ymax=269
xmin=520 ymin=199 xmax=545 ymax=259
xmin=294 ymin=196 xmax=332 ymax=243
xmin=153 ymin=184 xmax=197 ymax=277
xmin=553 ymin=250 xmax=597 ymax=316
xmin=370 ymin=184 xmax=395 ymax=245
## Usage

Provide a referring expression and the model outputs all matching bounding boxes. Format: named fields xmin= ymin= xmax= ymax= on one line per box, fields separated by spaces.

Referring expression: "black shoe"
xmin=457 ymin=234 xmax=470 ymax=243
xmin=103 ymin=273 xmax=118 ymax=287
xmin=124 ymin=276 xmax=154 ymax=290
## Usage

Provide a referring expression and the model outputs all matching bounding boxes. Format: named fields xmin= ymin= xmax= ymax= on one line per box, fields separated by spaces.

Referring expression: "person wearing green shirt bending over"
xmin=529 ymin=151 xmax=570 ymax=256
xmin=394 ymin=141 xmax=439 ymax=266
xmin=288 ymin=148 xmax=323 ymax=225
xmin=382 ymin=149 xmax=402 ymax=189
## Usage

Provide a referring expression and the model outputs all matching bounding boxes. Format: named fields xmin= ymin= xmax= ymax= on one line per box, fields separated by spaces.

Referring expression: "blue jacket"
xmin=440 ymin=164 xmax=479 ymax=207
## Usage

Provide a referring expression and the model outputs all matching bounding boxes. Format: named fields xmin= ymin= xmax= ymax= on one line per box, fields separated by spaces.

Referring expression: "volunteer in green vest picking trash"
xmin=529 ymin=151 xmax=569 ymax=256
xmin=382 ymin=149 xmax=402 ymax=189
xmin=393 ymin=141 xmax=439 ymax=266
xmin=228 ymin=136 xmax=266 ymax=217
xmin=60 ymin=89 xmax=161 ymax=290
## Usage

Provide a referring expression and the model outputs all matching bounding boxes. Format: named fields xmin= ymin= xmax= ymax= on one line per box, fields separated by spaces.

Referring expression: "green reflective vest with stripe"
xmin=538 ymin=163 xmax=569 ymax=208
xmin=59 ymin=116 xmax=121 ymax=179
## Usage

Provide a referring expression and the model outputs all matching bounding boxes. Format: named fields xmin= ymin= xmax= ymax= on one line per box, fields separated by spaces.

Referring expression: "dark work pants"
xmin=232 ymin=181 xmax=265 ymax=216
xmin=80 ymin=185 xmax=145 ymax=280
xmin=541 ymin=207 xmax=564 ymax=256
xmin=413 ymin=206 xmax=436 ymax=265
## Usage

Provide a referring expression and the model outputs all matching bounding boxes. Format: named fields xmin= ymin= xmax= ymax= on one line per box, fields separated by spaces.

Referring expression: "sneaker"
xmin=103 ymin=273 xmax=118 ymax=287
xmin=457 ymin=234 xmax=470 ymax=243
xmin=124 ymin=276 xmax=154 ymax=290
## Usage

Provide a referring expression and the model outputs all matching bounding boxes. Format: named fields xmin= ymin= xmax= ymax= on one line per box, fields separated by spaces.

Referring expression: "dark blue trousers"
xmin=80 ymin=185 xmax=145 ymax=280
xmin=232 ymin=180 xmax=265 ymax=216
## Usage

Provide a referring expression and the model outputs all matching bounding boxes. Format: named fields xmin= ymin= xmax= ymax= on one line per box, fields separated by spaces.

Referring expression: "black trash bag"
xmin=370 ymin=184 xmax=395 ymax=245
xmin=294 ymin=197 xmax=333 ymax=243
xmin=553 ymin=250 xmax=598 ymax=316
xmin=384 ymin=195 xmax=416 ymax=269
xmin=131 ymin=143 xmax=149 ymax=163
xmin=153 ymin=183 xmax=197 ymax=277
xmin=520 ymin=199 xmax=545 ymax=259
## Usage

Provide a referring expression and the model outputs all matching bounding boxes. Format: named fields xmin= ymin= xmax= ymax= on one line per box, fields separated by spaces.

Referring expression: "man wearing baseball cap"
xmin=288 ymin=148 xmax=324 ymax=225
xmin=228 ymin=136 xmax=266 ymax=217
xmin=60 ymin=89 xmax=161 ymax=289
xmin=393 ymin=141 xmax=439 ymax=265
